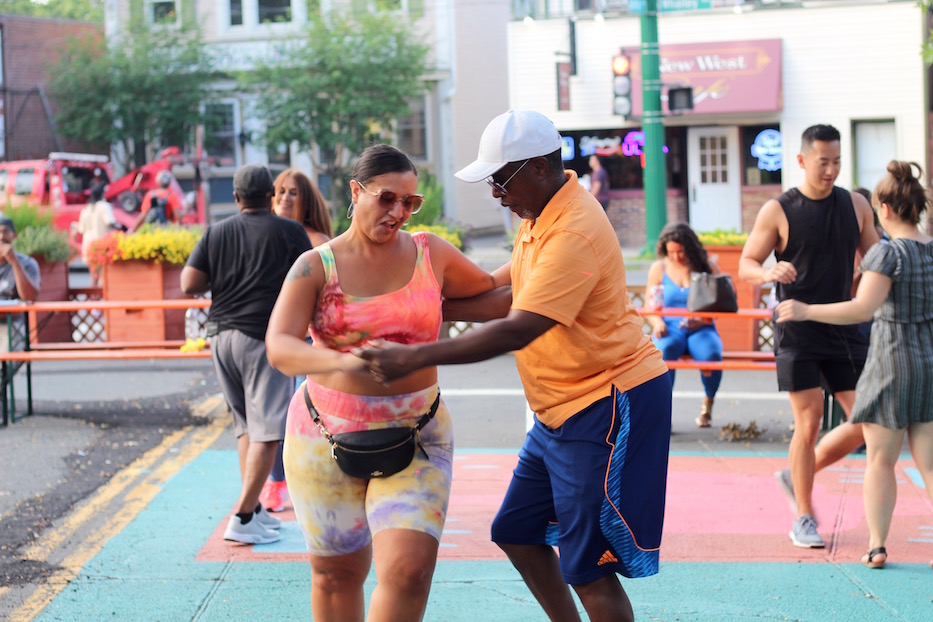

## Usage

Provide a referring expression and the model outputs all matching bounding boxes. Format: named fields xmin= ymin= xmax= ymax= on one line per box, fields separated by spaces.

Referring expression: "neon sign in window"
xmin=621 ymin=131 xmax=669 ymax=157
xmin=561 ymin=137 xmax=575 ymax=161
xmin=750 ymin=129 xmax=782 ymax=172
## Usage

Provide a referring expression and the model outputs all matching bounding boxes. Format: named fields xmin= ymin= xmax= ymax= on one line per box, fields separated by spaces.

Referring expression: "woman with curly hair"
xmin=644 ymin=222 xmax=726 ymax=428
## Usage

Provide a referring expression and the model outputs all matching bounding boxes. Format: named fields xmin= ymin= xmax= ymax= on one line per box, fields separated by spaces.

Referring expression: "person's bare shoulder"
xmin=741 ymin=198 xmax=787 ymax=264
xmin=646 ymin=259 xmax=664 ymax=284
xmin=849 ymin=188 xmax=874 ymax=219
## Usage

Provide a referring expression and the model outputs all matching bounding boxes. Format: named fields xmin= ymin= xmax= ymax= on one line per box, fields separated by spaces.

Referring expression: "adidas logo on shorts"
xmin=597 ymin=550 xmax=618 ymax=566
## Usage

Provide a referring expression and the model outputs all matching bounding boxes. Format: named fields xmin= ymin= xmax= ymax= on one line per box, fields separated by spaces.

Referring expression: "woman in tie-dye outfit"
xmin=266 ymin=144 xmax=504 ymax=621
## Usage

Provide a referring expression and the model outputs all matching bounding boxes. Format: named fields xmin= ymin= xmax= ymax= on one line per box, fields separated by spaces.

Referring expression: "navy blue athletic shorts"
xmin=490 ymin=373 xmax=672 ymax=584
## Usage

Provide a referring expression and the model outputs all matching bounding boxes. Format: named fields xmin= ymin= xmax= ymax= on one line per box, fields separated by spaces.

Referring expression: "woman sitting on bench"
xmin=644 ymin=222 xmax=726 ymax=428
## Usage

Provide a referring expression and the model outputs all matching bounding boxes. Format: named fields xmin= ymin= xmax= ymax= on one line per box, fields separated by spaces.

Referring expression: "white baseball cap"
xmin=456 ymin=110 xmax=562 ymax=183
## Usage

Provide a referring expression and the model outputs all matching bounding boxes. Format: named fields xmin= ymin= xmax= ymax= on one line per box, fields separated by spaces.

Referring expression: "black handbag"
xmin=303 ymin=385 xmax=440 ymax=479
xmin=686 ymin=272 xmax=738 ymax=313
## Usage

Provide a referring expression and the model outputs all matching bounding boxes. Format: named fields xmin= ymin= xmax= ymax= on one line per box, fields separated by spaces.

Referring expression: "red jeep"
xmin=0 ymin=147 xmax=203 ymax=231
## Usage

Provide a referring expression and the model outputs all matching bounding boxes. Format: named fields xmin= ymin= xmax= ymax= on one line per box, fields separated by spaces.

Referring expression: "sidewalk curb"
xmin=1 ymin=394 xmax=229 ymax=622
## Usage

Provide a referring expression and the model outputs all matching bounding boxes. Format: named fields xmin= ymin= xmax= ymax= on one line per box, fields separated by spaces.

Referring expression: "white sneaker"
xmin=224 ymin=514 xmax=280 ymax=544
xmin=255 ymin=505 xmax=282 ymax=530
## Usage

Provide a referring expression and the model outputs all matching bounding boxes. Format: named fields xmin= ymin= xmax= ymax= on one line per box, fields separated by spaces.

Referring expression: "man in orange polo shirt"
xmin=360 ymin=110 xmax=671 ymax=622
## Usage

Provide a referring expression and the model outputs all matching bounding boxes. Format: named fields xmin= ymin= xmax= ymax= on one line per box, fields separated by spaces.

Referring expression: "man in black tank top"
xmin=739 ymin=125 xmax=879 ymax=549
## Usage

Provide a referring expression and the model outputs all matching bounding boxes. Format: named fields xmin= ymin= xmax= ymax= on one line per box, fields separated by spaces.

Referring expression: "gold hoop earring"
xmin=347 ymin=203 xmax=354 ymax=219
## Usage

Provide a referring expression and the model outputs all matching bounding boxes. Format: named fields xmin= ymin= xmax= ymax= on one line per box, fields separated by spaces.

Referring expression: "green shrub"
xmin=5 ymin=203 xmax=54 ymax=232
xmin=408 ymin=169 xmax=443 ymax=228
xmin=13 ymin=225 xmax=71 ymax=263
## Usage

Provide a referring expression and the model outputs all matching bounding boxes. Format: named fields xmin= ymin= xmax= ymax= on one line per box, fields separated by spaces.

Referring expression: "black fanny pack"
xmin=302 ymin=385 xmax=440 ymax=479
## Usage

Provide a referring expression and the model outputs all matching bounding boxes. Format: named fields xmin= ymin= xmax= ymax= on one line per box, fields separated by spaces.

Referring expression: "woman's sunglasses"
xmin=355 ymin=180 xmax=424 ymax=214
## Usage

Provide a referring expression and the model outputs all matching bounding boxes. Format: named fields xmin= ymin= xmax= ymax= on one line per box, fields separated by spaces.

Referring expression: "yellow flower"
xmin=113 ymin=225 xmax=202 ymax=265
xmin=407 ymin=224 xmax=463 ymax=250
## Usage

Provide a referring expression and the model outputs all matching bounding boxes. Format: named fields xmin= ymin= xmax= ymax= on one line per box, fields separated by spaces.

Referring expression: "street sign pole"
xmin=640 ymin=0 xmax=667 ymax=255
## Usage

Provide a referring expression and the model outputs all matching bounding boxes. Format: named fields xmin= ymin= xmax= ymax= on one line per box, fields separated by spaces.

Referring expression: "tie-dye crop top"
xmin=309 ymin=232 xmax=442 ymax=352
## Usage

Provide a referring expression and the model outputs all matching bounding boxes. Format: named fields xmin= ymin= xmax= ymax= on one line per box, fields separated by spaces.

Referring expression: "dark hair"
xmin=89 ymin=182 xmax=107 ymax=203
xmin=352 ymin=144 xmax=418 ymax=185
xmin=801 ymin=124 xmax=840 ymax=151
xmin=274 ymin=169 xmax=333 ymax=237
xmin=656 ymin=222 xmax=712 ymax=273
xmin=853 ymin=187 xmax=880 ymax=228
xmin=873 ymin=161 xmax=930 ymax=226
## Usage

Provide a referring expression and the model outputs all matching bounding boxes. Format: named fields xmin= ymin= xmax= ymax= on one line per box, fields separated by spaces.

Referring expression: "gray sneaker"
xmin=775 ymin=468 xmax=796 ymax=513
xmin=789 ymin=514 xmax=824 ymax=548
xmin=255 ymin=505 xmax=282 ymax=530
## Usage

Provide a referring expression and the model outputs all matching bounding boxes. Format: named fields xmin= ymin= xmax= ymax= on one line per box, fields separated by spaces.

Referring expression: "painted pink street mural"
xmin=196 ymin=453 xmax=933 ymax=565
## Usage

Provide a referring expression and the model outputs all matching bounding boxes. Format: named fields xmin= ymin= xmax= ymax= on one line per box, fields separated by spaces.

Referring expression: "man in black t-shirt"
xmin=739 ymin=125 xmax=879 ymax=550
xmin=181 ymin=165 xmax=311 ymax=545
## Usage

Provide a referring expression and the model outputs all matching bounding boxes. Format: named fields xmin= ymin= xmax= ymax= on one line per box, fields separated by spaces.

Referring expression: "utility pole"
xmin=640 ymin=0 xmax=667 ymax=254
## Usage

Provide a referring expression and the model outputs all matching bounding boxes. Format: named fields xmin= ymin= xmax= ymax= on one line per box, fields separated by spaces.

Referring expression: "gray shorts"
xmin=210 ymin=329 xmax=293 ymax=442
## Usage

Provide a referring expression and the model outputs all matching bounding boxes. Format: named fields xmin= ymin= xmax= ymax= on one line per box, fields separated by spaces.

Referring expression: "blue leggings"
xmin=653 ymin=322 xmax=722 ymax=398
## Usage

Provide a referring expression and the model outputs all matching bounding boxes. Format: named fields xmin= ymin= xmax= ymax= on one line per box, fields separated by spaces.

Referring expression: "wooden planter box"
xmin=705 ymin=245 xmax=763 ymax=351
xmin=30 ymin=259 xmax=73 ymax=343
xmin=102 ymin=261 xmax=189 ymax=341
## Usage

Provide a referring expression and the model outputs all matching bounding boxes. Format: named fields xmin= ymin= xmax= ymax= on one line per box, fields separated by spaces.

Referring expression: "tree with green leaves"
xmin=243 ymin=10 xmax=430 ymax=206
xmin=46 ymin=25 xmax=214 ymax=170
xmin=922 ymin=1 xmax=933 ymax=65
xmin=0 ymin=0 xmax=104 ymax=22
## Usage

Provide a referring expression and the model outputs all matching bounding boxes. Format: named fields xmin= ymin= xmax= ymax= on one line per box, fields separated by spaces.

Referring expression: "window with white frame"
xmin=225 ymin=0 xmax=301 ymax=28
xmin=259 ymin=0 xmax=291 ymax=23
xmin=204 ymin=102 xmax=237 ymax=168
xmin=230 ymin=0 xmax=243 ymax=25
xmin=397 ymin=97 xmax=427 ymax=161
xmin=148 ymin=0 xmax=180 ymax=26
xmin=853 ymin=120 xmax=896 ymax=192
xmin=358 ymin=0 xmax=424 ymax=18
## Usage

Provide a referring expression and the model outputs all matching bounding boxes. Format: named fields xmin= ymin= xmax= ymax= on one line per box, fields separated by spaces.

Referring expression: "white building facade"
xmin=105 ymin=0 xmax=512 ymax=230
xmin=506 ymin=0 xmax=930 ymax=246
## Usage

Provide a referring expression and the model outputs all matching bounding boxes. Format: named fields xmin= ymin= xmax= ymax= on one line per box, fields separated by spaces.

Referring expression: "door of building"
xmin=687 ymin=126 xmax=741 ymax=232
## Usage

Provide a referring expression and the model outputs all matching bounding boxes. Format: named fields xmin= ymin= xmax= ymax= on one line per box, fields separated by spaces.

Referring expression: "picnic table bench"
xmin=636 ymin=306 xmax=844 ymax=430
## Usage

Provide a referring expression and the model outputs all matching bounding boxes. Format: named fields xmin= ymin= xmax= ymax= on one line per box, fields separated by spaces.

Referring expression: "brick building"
xmin=0 ymin=14 xmax=104 ymax=161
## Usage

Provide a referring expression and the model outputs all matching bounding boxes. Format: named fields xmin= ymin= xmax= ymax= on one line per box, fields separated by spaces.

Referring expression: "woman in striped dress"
xmin=775 ymin=160 xmax=933 ymax=570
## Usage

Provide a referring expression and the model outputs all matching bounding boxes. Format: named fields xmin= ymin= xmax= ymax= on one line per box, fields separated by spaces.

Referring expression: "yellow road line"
xmin=22 ymin=394 xmax=224 ymax=562
xmin=21 ymin=428 xmax=187 ymax=561
xmin=8 ymin=398 xmax=227 ymax=622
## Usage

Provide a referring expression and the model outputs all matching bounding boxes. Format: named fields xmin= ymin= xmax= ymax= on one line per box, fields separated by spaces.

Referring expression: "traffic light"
xmin=612 ymin=53 xmax=632 ymax=117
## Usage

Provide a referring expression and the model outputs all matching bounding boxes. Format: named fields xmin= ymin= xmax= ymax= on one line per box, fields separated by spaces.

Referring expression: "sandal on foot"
xmin=696 ymin=398 xmax=713 ymax=428
xmin=861 ymin=547 xmax=887 ymax=569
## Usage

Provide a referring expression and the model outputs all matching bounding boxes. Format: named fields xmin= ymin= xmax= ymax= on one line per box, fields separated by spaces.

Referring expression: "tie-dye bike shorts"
xmin=283 ymin=380 xmax=453 ymax=556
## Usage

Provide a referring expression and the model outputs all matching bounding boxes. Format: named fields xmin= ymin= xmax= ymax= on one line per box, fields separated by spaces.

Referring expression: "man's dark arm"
xmin=442 ymin=286 xmax=512 ymax=323
xmin=180 ymin=265 xmax=210 ymax=295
